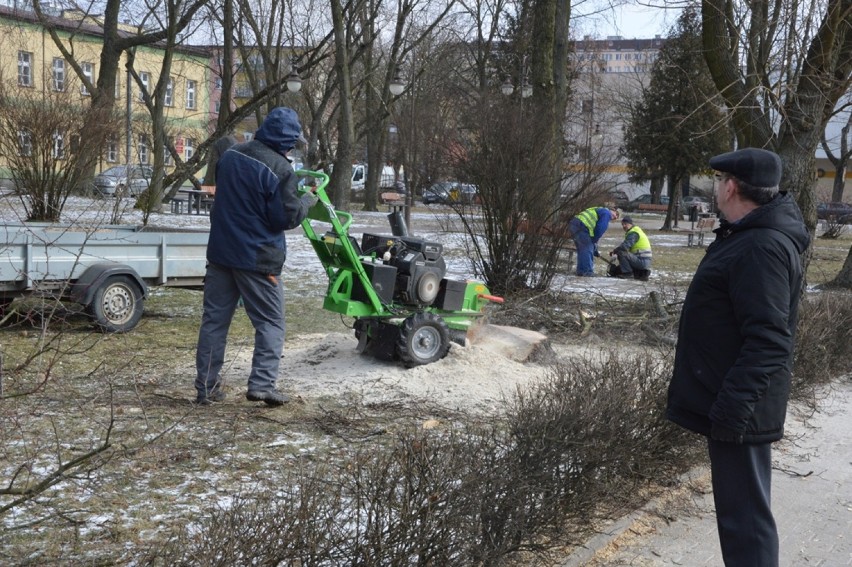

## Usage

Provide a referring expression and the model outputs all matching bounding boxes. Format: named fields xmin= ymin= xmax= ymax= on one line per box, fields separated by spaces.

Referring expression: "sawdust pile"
xmin=229 ymin=331 xmax=562 ymax=415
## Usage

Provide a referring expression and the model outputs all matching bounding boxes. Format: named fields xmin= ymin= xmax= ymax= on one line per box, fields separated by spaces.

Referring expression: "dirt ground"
xmin=216 ymin=325 xmax=589 ymax=416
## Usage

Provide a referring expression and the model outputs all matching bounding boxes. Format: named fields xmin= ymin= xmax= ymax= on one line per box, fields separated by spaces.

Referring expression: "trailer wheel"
xmin=88 ymin=275 xmax=144 ymax=333
xmin=396 ymin=312 xmax=450 ymax=367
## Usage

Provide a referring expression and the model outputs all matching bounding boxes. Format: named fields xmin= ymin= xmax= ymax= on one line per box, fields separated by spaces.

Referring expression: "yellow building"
xmin=0 ymin=5 xmax=210 ymax=187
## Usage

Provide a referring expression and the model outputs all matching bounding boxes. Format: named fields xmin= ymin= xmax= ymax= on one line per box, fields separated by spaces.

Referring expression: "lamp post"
xmin=286 ymin=58 xmax=302 ymax=93
xmin=388 ymin=66 xmax=411 ymax=227
xmin=500 ymin=54 xmax=532 ymax=99
xmin=501 ymin=54 xmax=532 ymax=203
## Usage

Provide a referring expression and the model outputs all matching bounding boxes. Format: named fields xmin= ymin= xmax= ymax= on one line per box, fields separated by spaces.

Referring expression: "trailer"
xmin=0 ymin=222 xmax=209 ymax=332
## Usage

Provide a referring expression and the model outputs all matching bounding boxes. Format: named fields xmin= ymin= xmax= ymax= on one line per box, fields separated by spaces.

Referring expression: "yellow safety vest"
xmin=577 ymin=207 xmax=599 ymax=236
xmin=627 ymin=226 xmax=652 ymax=253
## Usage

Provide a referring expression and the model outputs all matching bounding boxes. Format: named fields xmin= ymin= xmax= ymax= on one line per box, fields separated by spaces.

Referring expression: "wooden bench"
xmin=685 ymin=216 xmax=716 ymax=247
xmin=380 ymin=191 xmax=406 ymax=212
xmin=170 ymin=197 xmax=189 ymax=214
xmin=637 ymin=203 xmax=669 ymax=213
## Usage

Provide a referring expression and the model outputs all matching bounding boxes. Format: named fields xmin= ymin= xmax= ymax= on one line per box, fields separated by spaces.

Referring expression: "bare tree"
xmin=820 ymin=104 xmax=852 ymax=204
xmin=701 ymin=0 xmax=852 ymax=259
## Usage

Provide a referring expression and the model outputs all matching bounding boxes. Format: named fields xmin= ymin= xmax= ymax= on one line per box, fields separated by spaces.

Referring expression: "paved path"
xmin=561 ymin=377 xmax=852 ymax=566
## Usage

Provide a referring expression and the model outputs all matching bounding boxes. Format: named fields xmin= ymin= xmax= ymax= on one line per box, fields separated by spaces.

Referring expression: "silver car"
xmin=92 ymin=165 xmax=153 ymax=197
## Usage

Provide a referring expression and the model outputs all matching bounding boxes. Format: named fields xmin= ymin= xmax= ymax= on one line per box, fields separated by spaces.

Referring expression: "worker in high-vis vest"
xmin=609 ymin=216 xmax=652 ymax=281
xmin=568 ymin=206 xmax=620 ymax=276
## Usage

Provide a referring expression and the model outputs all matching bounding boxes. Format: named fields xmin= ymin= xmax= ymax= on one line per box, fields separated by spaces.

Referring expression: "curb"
xmin=558 ymin=466 xmax=710 ymax=567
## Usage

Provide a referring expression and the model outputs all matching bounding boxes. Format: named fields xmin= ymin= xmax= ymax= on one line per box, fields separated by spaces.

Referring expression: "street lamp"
xmin=500 ymin=54 xmax=532 ymax=99
xmin=286 ymin=58 xmax=302 ymax=93
xmin=389 ymin=70 xmax=405 ymax=96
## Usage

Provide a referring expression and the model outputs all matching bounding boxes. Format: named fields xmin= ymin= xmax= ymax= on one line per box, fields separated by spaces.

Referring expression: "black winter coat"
xmin=667 ymin=193 xmax=809 ymax=443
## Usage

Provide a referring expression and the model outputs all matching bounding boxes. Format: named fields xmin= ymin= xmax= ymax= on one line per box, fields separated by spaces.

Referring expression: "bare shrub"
xmin=449 ymin=93 xmax=616 ymax=295
xmin=505 ymin=352 xmax=699 ymax=521
xmin=0 ymin=82 xmax=117 ymax=221
xmin=792 ymin=290 xmax=852 ymax=403
xmin=818 ymin=217 xmax=848 ymax=240
xmin=143 ymin=352 xmax=701 ymax=566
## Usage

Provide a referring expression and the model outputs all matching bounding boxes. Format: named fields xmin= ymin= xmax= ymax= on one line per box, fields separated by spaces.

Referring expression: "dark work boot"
xmin=194 ymin=387 xmax=226 ymax=405
xmin=246 ymin=389 xmax=290 ymax=406
xmin=634 ymin=269 xmax=651 ymax=282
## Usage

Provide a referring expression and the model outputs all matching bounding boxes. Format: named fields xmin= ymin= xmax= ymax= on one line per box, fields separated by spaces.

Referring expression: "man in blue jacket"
xmin=667 ymin=148 xmax=809 ymax=566
xmin=195 ymin=107 xmax=316 ymax=406
xmin=568 ymin=206 xmax=619 ymax=276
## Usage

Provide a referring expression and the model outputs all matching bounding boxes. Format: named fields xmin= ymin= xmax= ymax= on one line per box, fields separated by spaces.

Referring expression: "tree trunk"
xmin=825 ymin=244 xmax=852 ymax=289
xmin=203 ymin=0 xmax=235 ymax=186
xmin=329 ymin=0 xmax=354 ymax=209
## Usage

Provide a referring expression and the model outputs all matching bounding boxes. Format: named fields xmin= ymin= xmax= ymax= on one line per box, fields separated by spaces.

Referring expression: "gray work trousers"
xmin=195 ymin=263 xmax=285 ymax=397
xmin=615 ymin=250 xmax=652 ymax=274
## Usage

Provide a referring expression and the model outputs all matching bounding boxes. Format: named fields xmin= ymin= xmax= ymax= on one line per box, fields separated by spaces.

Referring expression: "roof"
xmin=0 ymin=5 xmax=209 ymax=57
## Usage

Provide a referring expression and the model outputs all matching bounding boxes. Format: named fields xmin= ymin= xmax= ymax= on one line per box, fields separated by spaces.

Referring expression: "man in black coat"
xmin=667 ymin=148 xmax=809 ymax=566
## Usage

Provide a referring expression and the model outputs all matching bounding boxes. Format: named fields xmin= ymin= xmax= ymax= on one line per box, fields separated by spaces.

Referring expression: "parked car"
xmin=422 ymin=181 xmax=457 ymax=205
xmin=682 ymin=195 xmax=711 ymax=214
xmin=92 ymin=165 xmax=153 ymax=197
xmin=456 ymin=183 xmax=480 ymax=204
xmin=817 ymin=202 xmax=852 ymax=223
xmin=607 ymin=189 xmax=631 ymax=209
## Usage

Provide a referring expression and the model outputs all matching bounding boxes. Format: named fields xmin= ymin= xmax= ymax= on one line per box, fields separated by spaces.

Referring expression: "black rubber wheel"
xmin=396 ymin=312 xmax=450 ymax=367
xmin=87 ymin=275 xmax=144 ymax=332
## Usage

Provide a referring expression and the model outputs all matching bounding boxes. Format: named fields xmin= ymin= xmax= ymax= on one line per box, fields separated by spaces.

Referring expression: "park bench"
xmin=637 ymin=203 xmax=669 ymax=213
xmin=684 ymin=216 xmax=716 ymax=247
xmin=380 ymin=191 xmax=406 ymax=213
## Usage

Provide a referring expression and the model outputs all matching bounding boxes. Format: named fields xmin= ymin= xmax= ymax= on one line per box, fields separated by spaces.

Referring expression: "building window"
xmin=139 ymin=72 xmax=150 ymax=101
xmin=215 ymin=76 xmax=222 ymax=90
xmin=53 ymin=131 xmax=65 ymax=159
xmin=215 ymin=100 xmax=221 ymax=113
xmin=184 ymin=138 xmax=195 ymax=160
xmin=106 ymin=134 xmax=118 ymax=163
xmin=165 ymin=77 xmax=174 ymax=106
xmin=186 ymin=80 xmax=197 ymax=109
xmin=138 ymin=134 xmax=149 ymax=165
xmin=52 ymin=58 xmax=65 ymax=91
xmin=81 ymin=62 xmax=94 ymax=95
xmin=18 ymin=51 xmax=33 ymax=86
xmin=18 ymin=130 xmax=32 ymax=156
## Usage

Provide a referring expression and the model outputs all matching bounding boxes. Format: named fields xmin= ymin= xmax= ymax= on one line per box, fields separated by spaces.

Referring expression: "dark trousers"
xmin=708 ymin=439 xmax=778 ymax=567
xmin=196 ymin=263 xmax=286 ymax=396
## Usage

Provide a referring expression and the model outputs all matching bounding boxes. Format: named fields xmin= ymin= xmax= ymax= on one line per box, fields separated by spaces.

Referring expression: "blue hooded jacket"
xmin=207 ymin=107 xmax=313 ymax=274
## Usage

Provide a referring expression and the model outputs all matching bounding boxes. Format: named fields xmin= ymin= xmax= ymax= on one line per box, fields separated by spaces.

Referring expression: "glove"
xmin=710 ymin=423 xmax=744 ymax=444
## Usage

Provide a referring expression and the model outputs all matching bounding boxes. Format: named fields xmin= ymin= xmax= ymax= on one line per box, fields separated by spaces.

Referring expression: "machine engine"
xmin=361 ymin=234 xmax=447 ymax=306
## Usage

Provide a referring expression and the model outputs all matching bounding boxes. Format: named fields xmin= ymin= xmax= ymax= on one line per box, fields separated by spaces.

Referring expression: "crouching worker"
xmin=609 ymin=216 xmax=652 ymax=281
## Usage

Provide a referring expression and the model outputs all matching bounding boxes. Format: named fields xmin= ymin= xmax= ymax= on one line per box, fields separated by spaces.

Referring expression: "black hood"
xmin=718 ymin=193 xmax=810 ymax=254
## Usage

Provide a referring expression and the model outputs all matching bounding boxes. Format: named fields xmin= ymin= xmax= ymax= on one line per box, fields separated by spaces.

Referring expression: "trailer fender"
xmin=70 ymin=263 xmax=148 ymax=306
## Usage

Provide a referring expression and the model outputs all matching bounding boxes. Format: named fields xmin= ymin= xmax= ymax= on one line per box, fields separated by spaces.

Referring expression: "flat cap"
xmin=621 ymin=216 xmax=633 ymax=224
xmin=709 ymin=148 xmax=782 ymax=187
